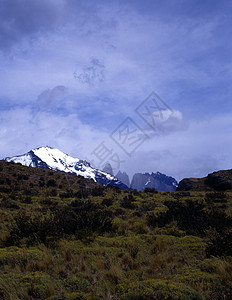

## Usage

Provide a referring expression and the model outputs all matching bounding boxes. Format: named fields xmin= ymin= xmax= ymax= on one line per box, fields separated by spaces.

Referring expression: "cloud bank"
xmin=0 ymin=0 xmax=232 ymax=181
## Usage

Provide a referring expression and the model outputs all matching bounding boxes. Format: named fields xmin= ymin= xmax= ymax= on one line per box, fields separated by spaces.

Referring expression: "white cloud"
xmin=0 ymin=106 xmax=108 ymax=160
xmin=123 ymin=114 xmax=232 ymax=181
xmin=0 ymin=1 xmax=231 ymax=182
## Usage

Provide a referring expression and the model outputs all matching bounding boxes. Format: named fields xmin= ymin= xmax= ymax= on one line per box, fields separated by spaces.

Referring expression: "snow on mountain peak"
xmin=32 ymin=146 xmax=80 ymax=172
xmin=4 ymin=146 xmax=129 ymax=189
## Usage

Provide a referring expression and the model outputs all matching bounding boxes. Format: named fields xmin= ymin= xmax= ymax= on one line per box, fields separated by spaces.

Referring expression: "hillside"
xmin=0 ymin=160 xmax=232 ymax=299
xmin=177 ymin=169 xmax=232 ymax=191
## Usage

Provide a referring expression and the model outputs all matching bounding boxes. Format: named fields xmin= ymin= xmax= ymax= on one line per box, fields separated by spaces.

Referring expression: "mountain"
xmin=130 ymin=172 xmax=178 ymax=191
xmin=177 ymin=169 xmax=232 ymax=191
xmin=116 ymin=170 xmax=130 ymax=188
xmin=102 ymin=162 xmax=114 ymax=176
xmin=4 ymin=146 xmax=128 ymax=189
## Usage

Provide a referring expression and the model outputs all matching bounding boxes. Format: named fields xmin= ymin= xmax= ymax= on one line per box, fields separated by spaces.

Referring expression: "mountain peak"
xmin=102 ymin=162 xmax=114 ymax=176
xmin=130 ymin=171 xmax=178 ymax=191
xmin=4 ymin=147 xmax=129 ymax=190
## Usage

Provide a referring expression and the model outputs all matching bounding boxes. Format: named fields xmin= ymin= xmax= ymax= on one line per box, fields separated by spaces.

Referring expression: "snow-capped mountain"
xmin=4 ymin=146 xmax=129 ymax=189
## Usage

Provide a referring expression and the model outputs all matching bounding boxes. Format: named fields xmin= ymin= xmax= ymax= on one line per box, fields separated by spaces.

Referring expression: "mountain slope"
xmin=4 ymin=146 xmax=129 ymax=189
xmin=177 ymin=169 xmax=232 ymax=191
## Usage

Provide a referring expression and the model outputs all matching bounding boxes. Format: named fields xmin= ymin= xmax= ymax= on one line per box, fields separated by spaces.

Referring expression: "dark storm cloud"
xmin=0 ymin=0 xmax=114 ymax=52
xmin=0 ymin=0 xmax=67 ymax=51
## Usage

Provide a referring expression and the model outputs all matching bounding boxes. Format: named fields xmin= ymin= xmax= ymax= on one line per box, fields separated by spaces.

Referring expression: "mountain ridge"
xmin=4 ymin=146 xmax=129 ymax=190
xmin=130 ymin=171 xmax=178 ymax=191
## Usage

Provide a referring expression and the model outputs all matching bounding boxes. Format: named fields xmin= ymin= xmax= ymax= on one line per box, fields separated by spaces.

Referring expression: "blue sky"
xmin=0 ymin=0 xmax=232 ymax=181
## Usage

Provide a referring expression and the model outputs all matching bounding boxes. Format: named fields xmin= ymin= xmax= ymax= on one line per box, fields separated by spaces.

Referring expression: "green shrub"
xmin=7 ymin=202 xmax=114 ymax=246
xmin=64 ymin=276 xmax=91 ymax=293
xmin=23 ymin=272 xmax=56 ymax=299
xmin=206 ymin=231 xmax=232 ymax=257
xmin=47 ymin=179 xmax=57 ymax=187
xmin=0 ymin=276 xmax=27 ymax=300
xmin=0 ymin=247 xmax=43 ymax=267
xmin=148 ymin=200 xmax=232 ymax=236
xmin=117 ymin=279 xmax=203 ymax=299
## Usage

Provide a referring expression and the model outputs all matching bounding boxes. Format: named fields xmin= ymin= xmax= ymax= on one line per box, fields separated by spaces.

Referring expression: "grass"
xmin=0 ymin=160 xmax=232 ymax=299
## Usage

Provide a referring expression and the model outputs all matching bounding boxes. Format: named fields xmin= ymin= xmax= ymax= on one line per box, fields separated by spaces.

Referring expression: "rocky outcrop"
xmin=177 ymin=169 xmax=232 ymax=191
xmin=176 ymin=178 xmax=204 ymax=191
xmin=130 ymin=172 xmax=178 ymax=191
xmin=204 ymin=170 xmax=232 ymax=191
xmin=116 ymin=171 xmax=130 ymax=188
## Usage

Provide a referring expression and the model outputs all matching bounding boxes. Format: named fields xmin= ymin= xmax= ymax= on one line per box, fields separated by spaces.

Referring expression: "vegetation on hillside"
xmin=0 ymin=160 xmax=232 ymax=299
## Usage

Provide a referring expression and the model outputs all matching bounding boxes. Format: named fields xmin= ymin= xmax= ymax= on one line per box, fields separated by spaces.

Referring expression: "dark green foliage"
xmin=117 ymin=279 xmax=202 ymax=299
xmin=17 ymin=174 xmax=29 ymax=180
xmin=205 ymin=192 xmax=227 ymax=206
xmin=39 ymin=180 xmax=45 ymax=187
xmin=50 ymin=188 xmax=58 ymax=196
xmin=90 ymin=187 xmax=104 ymax=196
xmin=0 ymin=186 xmax=11 ymax=193
xmin=7 ymin=200 xmax=113 ymax=246
xmin=102 ymin=198 xmax=113 ymax=207
xmin=147 ymin=200 xmax=232 ymax=235
xmin=5 ymin=178 xmax=11 ymax=185
xmin=60 ymin=190 xmax=74 ymax=198
xmin=144 ymin=187 xmax=158 ymax=193
xmin=206 ymin=231 xmax=232 ymax=257
xmin=0 ymin=197 xmax=19 ymax=209
xmin=106 ymin=185 xmax=121 ymax=193
xmin=47 ymin=179 xmax=57 ymax=187
xmin=209 ymin=286 xmax=232 ymax=300
xmin=41 ymin=198 xmax=54 ymax=205
xmin=21 ymin=196 xmax=32 ymax=203
xmin=23 ymin=188 xmax=39 ymax=196
xmin=120 ymin=195 xmax=136 ymax=209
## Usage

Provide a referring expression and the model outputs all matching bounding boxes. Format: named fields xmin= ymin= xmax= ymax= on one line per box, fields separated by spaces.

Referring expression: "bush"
xmin=5 ymin=178 xmax=11 ymax=186
xmin=0 ymin=197 xmax=19 ymax=209
xmin=39 ymin=180 xmax=45 ymax=187
xmin=0 ymin=276 xmax=27 ymax=299
xmin=17 ymin=174 xmax=29 ymax=180
xmin=7 ymin=202 xmax=113 ymax=246
xmin=23 ymin=272 xmax=55 ymax=299
xmin=117 ymin=279 xmax=202 ymax=299
xmin=50 ymin=189 xmax=58 ymax=197
xmin=74 ymin=189 xmax=90 ymax=199
xmin=102 ymin=198 xmax=113 ymax=207
xmin=205 ymin=192 xmax=227 ymax=203
xmin=0 ymin=186 xmax=11 ymax=193
xmin=147 ymin=200 xmax=232 ymax=236
xmin=47 ymin=179 xmax=57 ymax=187
xmin=60 ymin=190 xmax=74 ymax=198
xmin=206 ymin=231 xmax=232 ymax=257
xmin=22 ymin=196 xmax=32 ymax=204
xmin=120 ymin=196 xmax=136 ymax=209
xmin=23 ymin=188 xmax=38 ymax=196
xmin=90 ymin=187 xmax=104 ymax=196
xmin=144 ymin=187 xmax=157 ymax=193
